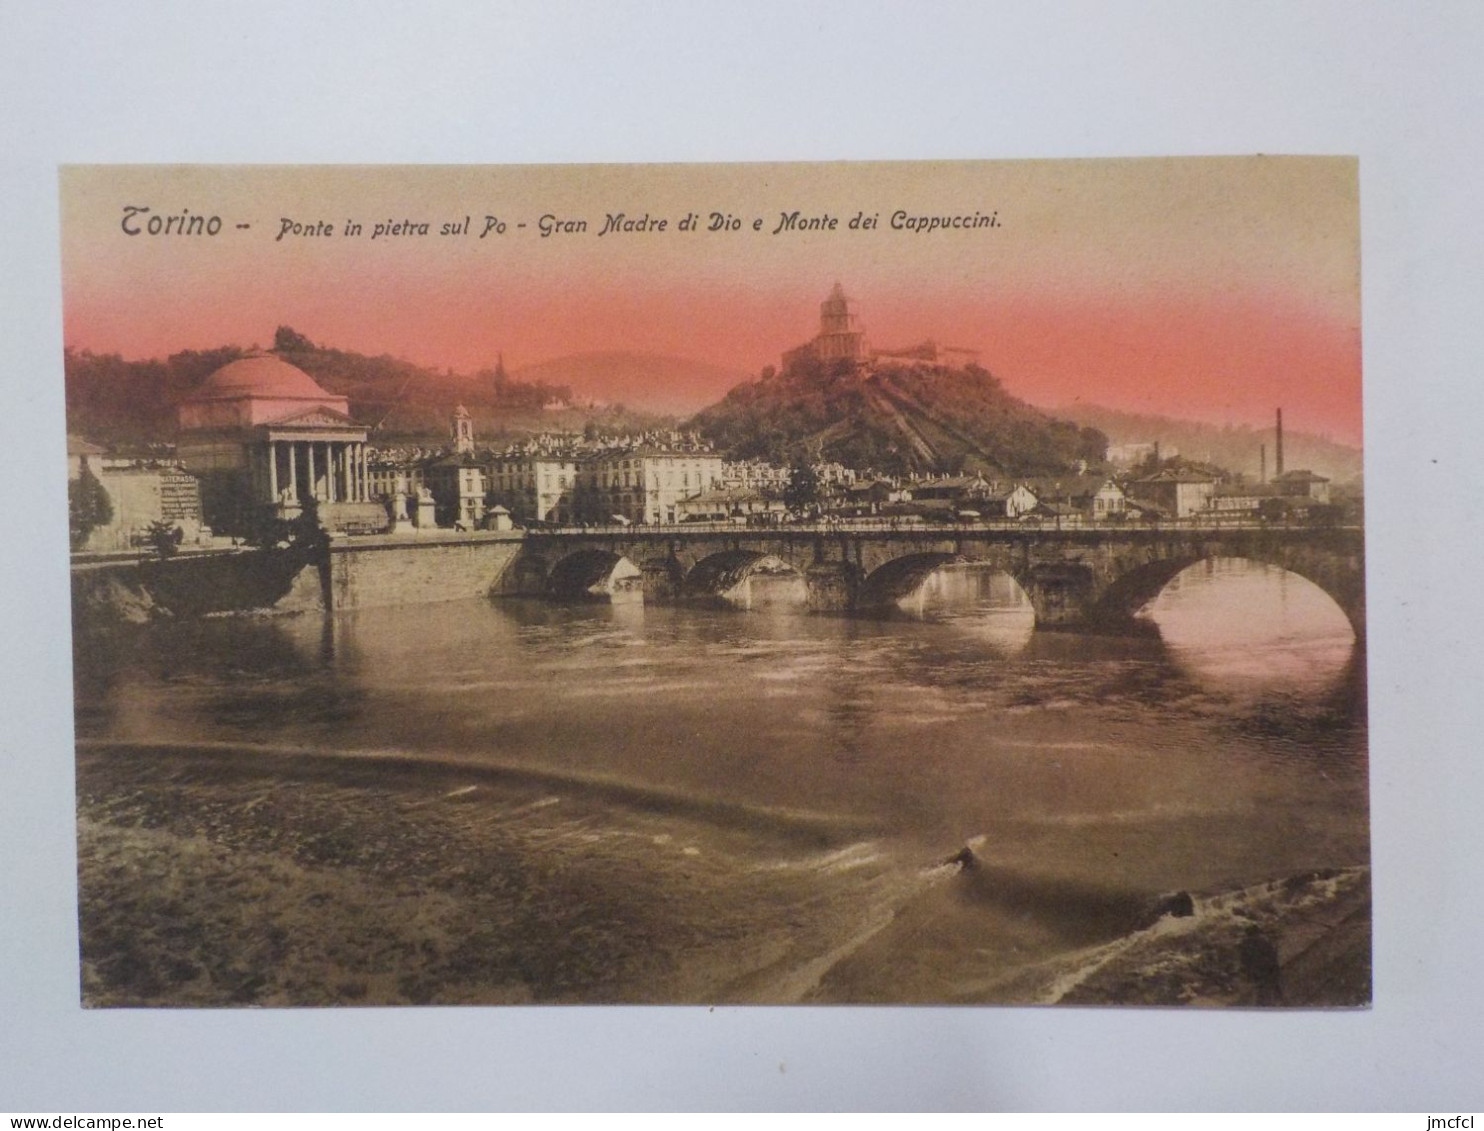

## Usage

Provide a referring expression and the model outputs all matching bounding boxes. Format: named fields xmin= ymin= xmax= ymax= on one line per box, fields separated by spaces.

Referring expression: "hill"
xmin=1057 ymin=403 xmax=1363 ymax=484
xmin=510 ymin=351 xmax=753 ymax=415
xmin=63 ymin=328 xmax=669 ymax=447
xmin=689 ymin=357 xmax=1108 ymax=476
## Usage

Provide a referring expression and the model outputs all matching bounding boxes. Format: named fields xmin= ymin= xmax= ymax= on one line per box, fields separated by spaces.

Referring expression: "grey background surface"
xmin=2 ymin=1 xmax=1480 ymax=1111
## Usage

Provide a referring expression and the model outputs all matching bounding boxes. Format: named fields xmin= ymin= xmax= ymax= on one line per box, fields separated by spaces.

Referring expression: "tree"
xmin=144 ymin=520 xmax=179 ymax=559
xmin=784 ymin=464 xmax=821 ymax=512
xmin=290 ymin=495 xmax=331 ymax=555
xmin=1258 ymin=497 xmax=1289 ymax=524
xmin=1077 ymin=426 xmax=1110 ymax=466
xmin=68 ymin=459 xmax=113 ymax=550
xmin=1306 ymin=502 xmax=1343 ymax=529
xmin=274 ymin=325 xmax=316 ymax=353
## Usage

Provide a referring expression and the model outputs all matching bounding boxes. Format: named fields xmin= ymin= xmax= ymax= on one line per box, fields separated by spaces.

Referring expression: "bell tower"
xmin=452 ymin=404 xmax=474 ymax=454
xmin=820 ymin=282 xmax=860 ymax=336
xmin=812 ymin=282 xmax=869 ymax=362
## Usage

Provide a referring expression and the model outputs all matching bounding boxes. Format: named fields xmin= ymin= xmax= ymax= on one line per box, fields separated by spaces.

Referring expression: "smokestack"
xmin=1260 ymin=443 xmax=1267 ymax=485
xmin=1275 ymin=408 xmax=1284 ymax=478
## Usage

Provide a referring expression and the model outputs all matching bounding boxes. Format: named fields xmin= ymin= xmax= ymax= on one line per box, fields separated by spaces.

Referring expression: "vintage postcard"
xmin=63 ymin=159 xmax=1367 ymax=1007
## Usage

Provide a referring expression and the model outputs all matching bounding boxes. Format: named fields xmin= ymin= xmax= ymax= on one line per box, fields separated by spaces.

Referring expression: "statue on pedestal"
xmin=413 ymin=485 xmax=437 ymax=528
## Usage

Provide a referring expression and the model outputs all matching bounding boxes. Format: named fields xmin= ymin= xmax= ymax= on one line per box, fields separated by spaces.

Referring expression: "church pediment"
xmin=263 ymin=406 xmax=361 ymax=429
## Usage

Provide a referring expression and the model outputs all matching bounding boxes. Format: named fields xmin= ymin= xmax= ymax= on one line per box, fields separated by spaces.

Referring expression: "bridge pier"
xmin=1018 ymin=563 xmax=1100 ymax=629
xmin=639 ymin=556 xmax=685 ymax=602
xmin=804 ymin=561 xmax=860 ymax=612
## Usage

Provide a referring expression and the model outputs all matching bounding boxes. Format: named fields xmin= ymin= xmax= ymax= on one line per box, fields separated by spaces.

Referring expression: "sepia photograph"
xmin=62 ymin=158 xmax=1368 ymax=1008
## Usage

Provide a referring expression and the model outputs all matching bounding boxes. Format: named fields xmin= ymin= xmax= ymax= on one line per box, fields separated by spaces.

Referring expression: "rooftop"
xmin=187 ymin=353 xmax=335 ymax=401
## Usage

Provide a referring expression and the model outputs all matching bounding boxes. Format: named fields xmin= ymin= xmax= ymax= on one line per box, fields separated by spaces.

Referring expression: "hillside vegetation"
xmin=63 ymin=327 xmax=628 ymax=446
xmin=691 ymin=357 xmax=1108 ymax=476
xmin=1059 ymin=403 xmax=1362 ymax=484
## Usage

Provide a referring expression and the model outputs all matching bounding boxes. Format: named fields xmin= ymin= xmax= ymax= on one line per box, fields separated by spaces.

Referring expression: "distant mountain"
xmin=1057 ymin=403 xmax=1363 ymax=484
xmin=510 ymin=351 xmax=754 ymax=415
xmin=689 ymin=357 xmax=1108 ymax=476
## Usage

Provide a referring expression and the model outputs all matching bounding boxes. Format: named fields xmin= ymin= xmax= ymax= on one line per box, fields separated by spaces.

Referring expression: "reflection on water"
xmin=77 ymin=562 xmax=1366 ymax=851
xmin=1142 ymin=558 xmax=1356 ymax=697
xmin=74 ymin=554 xmax=1369 ymax=1003
xmin=727 ymin=567 xmax=809 ymax=611
xmin=895 ymin=563 xmax=1037 ymax=655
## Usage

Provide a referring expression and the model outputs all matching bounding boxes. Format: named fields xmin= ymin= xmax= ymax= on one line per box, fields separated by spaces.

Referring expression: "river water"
xmin=73 ymin=558 xmax=1368 ymax=1004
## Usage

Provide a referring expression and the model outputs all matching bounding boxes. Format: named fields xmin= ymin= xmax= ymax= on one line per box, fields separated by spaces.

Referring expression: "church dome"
xmin=193 ymin=354 xmax=332 ymax=400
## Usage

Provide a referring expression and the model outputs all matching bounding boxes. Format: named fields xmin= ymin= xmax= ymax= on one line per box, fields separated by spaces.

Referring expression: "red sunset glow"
xmin=60 ymin=160 xmax=1363 ymax=445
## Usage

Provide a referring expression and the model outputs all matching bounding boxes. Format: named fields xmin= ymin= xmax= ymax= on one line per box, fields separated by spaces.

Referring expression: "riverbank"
xmin=76 ymin=741 xmax=892 ymax=1006
xmin=77 ymin=741 xmax=1369 ymax=1008
xmin=983 ymin=867 xmax=1371 ymax=1007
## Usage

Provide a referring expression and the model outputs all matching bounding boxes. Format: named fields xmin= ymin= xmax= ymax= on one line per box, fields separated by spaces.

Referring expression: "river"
xmin=72 ymin=557 xmax=1369 ymax=1006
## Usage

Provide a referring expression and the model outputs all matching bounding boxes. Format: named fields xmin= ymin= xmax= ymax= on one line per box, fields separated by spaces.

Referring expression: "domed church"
xmin=177 ymin=352 xmax=382 ymax=536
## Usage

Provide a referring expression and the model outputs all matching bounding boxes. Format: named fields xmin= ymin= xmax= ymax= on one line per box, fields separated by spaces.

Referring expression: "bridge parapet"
xmin=516 ymin=523 xmax=1365 ymax=635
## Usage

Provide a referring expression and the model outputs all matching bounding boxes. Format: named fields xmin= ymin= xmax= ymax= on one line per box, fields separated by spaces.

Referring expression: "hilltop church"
xmin=782 ymin=283 xmax=982 ymax=372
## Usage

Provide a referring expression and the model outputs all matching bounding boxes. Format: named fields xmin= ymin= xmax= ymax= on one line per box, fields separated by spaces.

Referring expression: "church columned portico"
xmin=261 ymin=435 xmax=373 ymax=510
xmin=178 ymin=353 xmax=383 ymax=536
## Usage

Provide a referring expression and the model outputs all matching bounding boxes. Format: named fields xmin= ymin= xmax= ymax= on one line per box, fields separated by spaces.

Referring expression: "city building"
xmin=1125 ymin=468 xmax=1216 ymax=518
xmin=1208 ymin=482 xmax=1271 ymax=515
xmin=675 ymin=486 xmax=785 ymax=523
xmin=487 ymin=452 xmax=581 ymax=524
xmin=580 ymin=447 xmax=725 ymax=525
xmin=979 ymin=483 xmax=1039 ymax=519
xmin=366 ymin=456 xmax=413 ymax=503
xmin=905 ymin=473 xmax=992 ymax=503
xmin=1107 ymin=441 xmax=1165 ymax=468
xmin=423 ymin=452 xmax=487 ymax=528
xmin=720 ymin=459 xmax=792 ymax=494
xmin=176 ymin=352 xmax=381 ymax=535
xmin=833 ymin=478 xmax=899 ymax=516
xmin=1018 ymin=475 xmax=1129 ymax=519
xmin=1271 ymin=469 xmax=1332 ymax=504
xmin=812 ymin=461 xmax=859 ymax=489
xmin=67 ymin=435 xmax=207 ymax=551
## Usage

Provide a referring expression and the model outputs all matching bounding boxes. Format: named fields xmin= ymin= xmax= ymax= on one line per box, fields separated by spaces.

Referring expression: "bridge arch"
xmin=507 ymin=552 xmax=553 ymax=597
xmin=1089 ymin=551 xmax=1363 ymax=638
xmin=1089 ymin=555 xmax=1204 ymax=625
xmin=545 ymin=549 xmax=643 ymax=601
xmin=685 ymin=550 xmax=807 ymax=606
xmin=512 ymin=526 xmax=1364 ymax=636
xmin=856 ymin=552 xmax=964 ymax=609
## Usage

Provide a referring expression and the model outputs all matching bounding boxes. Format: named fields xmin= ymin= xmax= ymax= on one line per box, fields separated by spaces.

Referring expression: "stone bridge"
xmin=511 ymin=523 xmax=1367 ymax=637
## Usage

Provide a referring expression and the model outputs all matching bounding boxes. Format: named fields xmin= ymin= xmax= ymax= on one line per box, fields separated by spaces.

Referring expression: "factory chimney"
xmin=1260 ymin=443 xmax=1267 ymax=485
xmin=1275 ymin=408 xmax=1285 ymax=478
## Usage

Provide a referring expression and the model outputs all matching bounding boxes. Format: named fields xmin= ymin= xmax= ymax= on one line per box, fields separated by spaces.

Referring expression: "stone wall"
xmin=72 ymin=534 xmax=526 ymax=628
xmin=82 ymin=468 xmax=205 ymax=552
xmin=327 ymin=534 xmax=524 ymax=611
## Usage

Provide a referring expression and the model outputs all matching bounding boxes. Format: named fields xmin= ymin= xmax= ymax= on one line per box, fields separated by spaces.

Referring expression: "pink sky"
xmin=60 ymin=159 xmax=1363 ymax=444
